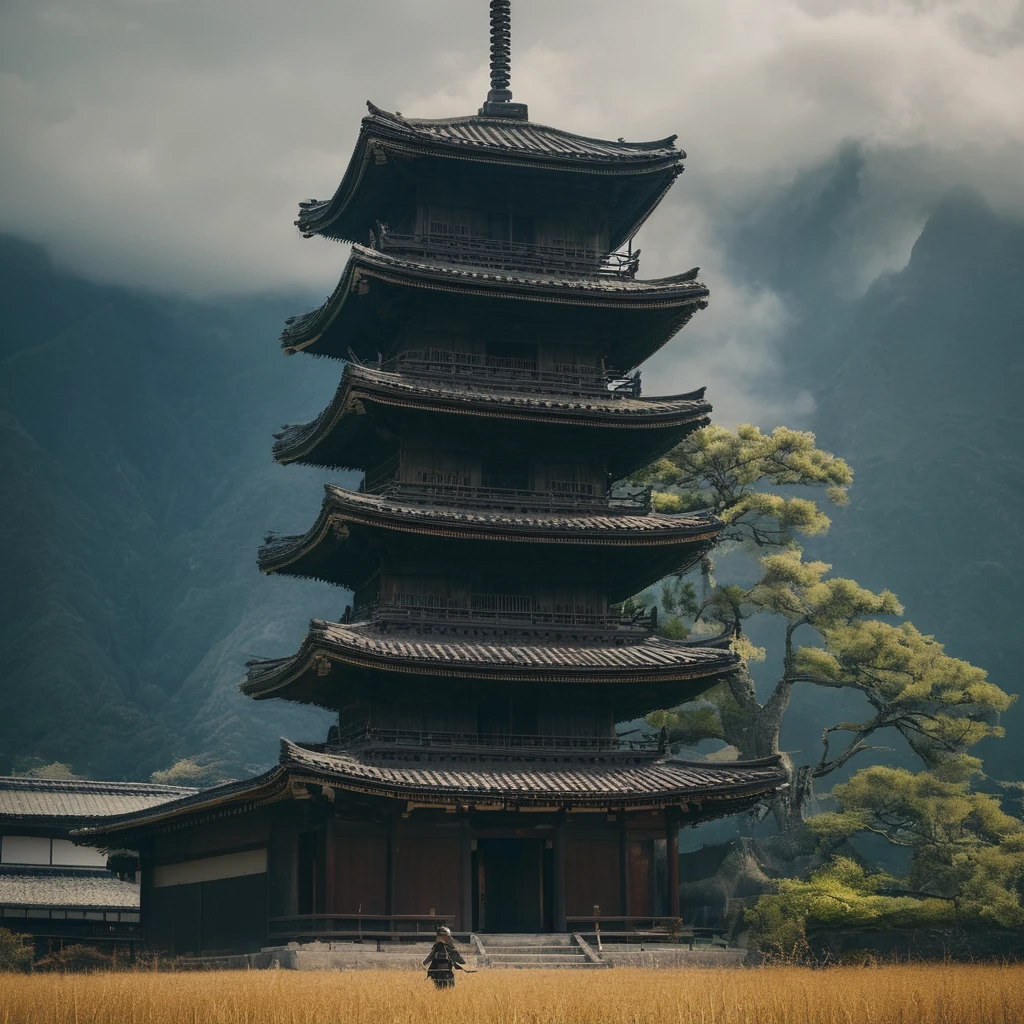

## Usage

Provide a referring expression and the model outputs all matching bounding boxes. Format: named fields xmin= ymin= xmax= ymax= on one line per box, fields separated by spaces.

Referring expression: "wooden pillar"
xmin=666 ymin=809 xmax=680 ymax=918
xmin=460 ymin=819 xmax=472 ymax=932
xmin=619 ymin=817 xmax=629 ymax=917
xmin=324 ymin=825 xmax=337 ymax=914
xmin=268 ymin=827 xmax=299 ymax=918
xmin=386 ymin=813 xmax=399 ymax=918
xmin=553 ymin=816 xmax=567 ymax=932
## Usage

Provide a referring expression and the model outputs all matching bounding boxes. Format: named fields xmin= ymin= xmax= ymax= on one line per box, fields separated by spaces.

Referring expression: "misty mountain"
xmin=729 ymin=158 xmax=1024 ymax=782
xmin=1 ymin=171 xmax=1022 ymax=787
xmin=806 ymin=190 xmax=1024 ymax=782
xmin=0 ymin=237 xmax=339 ymax=780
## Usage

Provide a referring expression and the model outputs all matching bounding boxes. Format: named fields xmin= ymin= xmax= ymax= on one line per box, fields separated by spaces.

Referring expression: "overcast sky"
xmin=3 ymin=0 xmax=1023 ymax=422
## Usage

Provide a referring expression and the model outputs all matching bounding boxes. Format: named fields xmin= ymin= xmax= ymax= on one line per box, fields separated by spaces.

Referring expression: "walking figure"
xmin=423 ymin=925 xmax=466 ymax=989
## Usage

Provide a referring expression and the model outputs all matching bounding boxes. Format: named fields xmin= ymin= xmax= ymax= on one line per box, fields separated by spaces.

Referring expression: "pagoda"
xmin=81 ymin=2 xmax=785 ymax=955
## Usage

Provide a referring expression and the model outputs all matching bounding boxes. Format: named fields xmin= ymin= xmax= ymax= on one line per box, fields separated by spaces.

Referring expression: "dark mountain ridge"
xmin=0 ymin=237 xmax=338 ymax=779
xmin=1 ymin=172 xmax=1022 ymax=786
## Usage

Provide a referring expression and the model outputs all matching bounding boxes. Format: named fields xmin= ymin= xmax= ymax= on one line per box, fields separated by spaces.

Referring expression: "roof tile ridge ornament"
xmin=480 ymin=0 xmax=529 ymax=121
xmin=365 ymin=100 xmax=410 ymax=127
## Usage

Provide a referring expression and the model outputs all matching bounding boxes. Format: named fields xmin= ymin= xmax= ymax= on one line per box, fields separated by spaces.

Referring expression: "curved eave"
xmin=278 ymin=741 xmax=787 ymax=813
xmin=76 ymin=742 xmax=785 ymax=841
xmin=258 ymin=484 xmax=722 ymax=585
xmin=241 ymin=620 xmax=739 ymax=706
xmin=74 ymin=767 xmax=291 ymax=844
xmin=272 ymin=364 xmax=711 ymax=472
xmin=296 ymin=106 xmax=684 ymax=248
xmin=280 ymin=245 xmax=708 ymax=366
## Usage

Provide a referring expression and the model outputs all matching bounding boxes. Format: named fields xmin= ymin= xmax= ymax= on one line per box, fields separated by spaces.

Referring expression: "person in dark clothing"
xmin=423 ymin=925 xmax=466 ymax=989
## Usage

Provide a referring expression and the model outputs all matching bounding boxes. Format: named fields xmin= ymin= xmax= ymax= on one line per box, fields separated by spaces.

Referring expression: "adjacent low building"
xmin=0 ymin=776 xmax=195 ymax=950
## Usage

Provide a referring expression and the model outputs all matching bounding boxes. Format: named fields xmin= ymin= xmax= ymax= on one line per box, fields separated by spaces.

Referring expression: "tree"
xmin=12 ymin=760 xmax=82 ymax=780
xmin=150 ymin=757 xmax=228 ymax=788
xmin=636 ymin=423 xmax=852 ymax=545
xmin=748 ymin=766 xmax=1024 ymax=955
xmin=632 ymin=424 xmax=1012 ymax=869
xmin=0 ymin=929 xmax=33 ymax=972
xmin=812 ymin=766 xmax=1024 ymax=925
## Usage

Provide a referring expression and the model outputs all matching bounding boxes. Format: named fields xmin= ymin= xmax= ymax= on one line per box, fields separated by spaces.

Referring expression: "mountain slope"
xmin=0 ymin=237 xmax=340 ymax=779
xmin=806 ymin=191 xmax=1024 ymax=779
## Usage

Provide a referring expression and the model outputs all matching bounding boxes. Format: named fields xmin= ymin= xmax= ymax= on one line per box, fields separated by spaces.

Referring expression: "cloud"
xmin=1 ymin=0 xmax=1022 ymax=421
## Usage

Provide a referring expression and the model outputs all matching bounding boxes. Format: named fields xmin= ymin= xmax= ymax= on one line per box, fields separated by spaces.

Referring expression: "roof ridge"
xmin=0 ymin=776 xmax=197 ymax=795
xmin=364 ymin=100 xmax=681 ymax=154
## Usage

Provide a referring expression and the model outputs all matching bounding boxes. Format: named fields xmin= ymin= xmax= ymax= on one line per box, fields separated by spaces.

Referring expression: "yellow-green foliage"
xmin=745 ymin=551 xmax=1011 ymax=775
xmin=150 ymin=758 xmax=229 ymax=788
xmin=637 ymin=424 xmax=852 ymax=547
xmin=748 ymin=549 xmax=902 ymax=623
xmin=15 ymin=761 xmax=81 ymax=780
xmin=747 ymin=857 xmax=957 ymax=953
xmin=647 ymin=704 xmax=726 ymax=744
xmin=810 ymin=767 xmax=1024 ymax=927
xmin=0 ymin=929 xmax=33 ymax=973
xmin=2 ymin=966 xmax=1024 ymax=1024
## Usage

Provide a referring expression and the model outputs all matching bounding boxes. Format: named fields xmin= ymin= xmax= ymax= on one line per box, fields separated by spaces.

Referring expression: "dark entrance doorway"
xmin=475 ymin=839 xmax=550 ymax=932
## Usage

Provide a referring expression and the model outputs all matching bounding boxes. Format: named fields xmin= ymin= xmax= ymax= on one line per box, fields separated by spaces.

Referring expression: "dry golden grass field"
xmin=1 ymin=965 xmax=1024 ymax=1024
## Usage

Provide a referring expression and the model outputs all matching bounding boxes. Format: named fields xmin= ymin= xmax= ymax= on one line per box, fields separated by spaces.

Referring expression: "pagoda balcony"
xmin=363 ymin=477 xmax=653 ymax=514
xmin=380 ymin=349 xmax=642 ymax=399
xmin=332 ymin=723 xmax=662 ymax=756
xmin=374 ymin=224 xmax=640 ymax=279
xmin=358 ymin=596 xmax=658 ymax=633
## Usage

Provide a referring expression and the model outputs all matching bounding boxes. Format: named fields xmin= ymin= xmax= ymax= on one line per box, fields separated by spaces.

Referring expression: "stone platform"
xmin=178 ymin=934 xmax=745 ymax=970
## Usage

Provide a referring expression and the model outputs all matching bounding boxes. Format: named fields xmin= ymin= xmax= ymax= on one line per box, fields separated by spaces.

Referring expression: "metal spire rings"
xmin=488 ymin=0 xmax=512 ymax=100
xmin=480 ymin=0 xmax=528 ymax=118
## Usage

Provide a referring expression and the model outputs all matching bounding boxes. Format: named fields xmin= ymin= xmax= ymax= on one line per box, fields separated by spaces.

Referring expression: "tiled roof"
xmin=280 ymin=741 xmax=784 ymax=808
xmin=77 ymin=739 xmax=784 ymax=838
xmin=295 ymin=104 xmax=685 ymax=246
xmin=0 ymin=867 xmax=139 ymax=909
xmin=282 ymin=245 xmax=708 ymax=357
xmin=259 ymin=484 xmax=722 ymax=576
xmin=0 ymin=777 xmax=198 ymax=822
xmin=242 ymin=620 xmax=738 ymax=701
xmin=272 ymin=364 xmax=711 ymax=469
xmin=367 ymin=105 xmax=683 ymax=163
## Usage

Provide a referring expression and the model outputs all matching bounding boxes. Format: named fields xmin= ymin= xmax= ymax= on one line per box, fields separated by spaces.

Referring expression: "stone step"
xmin=487 ymin=946 xmax=585 ymax=954
xmin=486 ymin=946 xmax=583 ymax=954
xmin=489 ymin=961 xmax=606 ymax=969
xmin=476 ymin=933 xmax=573 ymax=946
xmin=487 ymin=953 xmax=591 ymax=962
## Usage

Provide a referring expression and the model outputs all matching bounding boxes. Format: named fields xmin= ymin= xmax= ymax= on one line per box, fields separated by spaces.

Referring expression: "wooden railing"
xmin=374 ymin=225 xmax=640 ymax=278
xmin=333 ymin=724 xmax=661 ymax=754
xmin=369 ymin=480 xmax=653 ymax=514
xmin=567 ymin=915 xmax=730 ymax=949
xmin=362 ymin=453 xmax=400 ymax=493
xmin=268 ymin=913 xmax=457 ymax=943
xmin=382 ymin=349 xmax=642 ymax=398
xmin=368 ymin=599 xmax=657 ymax=632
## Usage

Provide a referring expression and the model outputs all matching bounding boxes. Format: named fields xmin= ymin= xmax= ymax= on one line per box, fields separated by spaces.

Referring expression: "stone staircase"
xmin=473 ymin=933 xmax=606 ymax=969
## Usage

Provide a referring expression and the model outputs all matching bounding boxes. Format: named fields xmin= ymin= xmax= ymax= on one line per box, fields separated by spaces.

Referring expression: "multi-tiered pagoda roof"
xmin=296 ymin=103 xmax=685 ymax=249
xmin=272 ymin=364 xmax=711 ymax=475
xmin=282 ymin=243 xmax=708 ymax=367
xmin=242 ymin=621 xmax=738 ymax=715
xmin=85 ymin=2 xmax=784 ymax=949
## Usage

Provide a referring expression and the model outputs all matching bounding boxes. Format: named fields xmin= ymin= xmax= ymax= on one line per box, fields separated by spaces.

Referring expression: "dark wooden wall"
xmin=393 ymin=835 xmax=461 ymax=917
xmin=145 ymin=873 xmax=267 ymax=956
xmin=331 ymin=835 xmax=388 ymax=915
xmin=565 ymin=836 xmax=621 ymax=917
xmin=626 ymin=840 xmax=653 ymax=917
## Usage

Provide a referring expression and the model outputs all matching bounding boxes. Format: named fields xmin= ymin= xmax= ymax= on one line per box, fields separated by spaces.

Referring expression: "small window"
xmin=51 ymin=839 xmax=107 ymax=868
xmin=1 ymin=836 xmax=51 ymax=865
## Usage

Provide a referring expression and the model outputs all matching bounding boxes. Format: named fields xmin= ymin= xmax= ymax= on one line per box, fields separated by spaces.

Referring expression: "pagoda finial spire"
xmin=488 ymin=0 xmax=512 ymax=103
xmin=480 ymin=0 xmax=528 ymax=120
